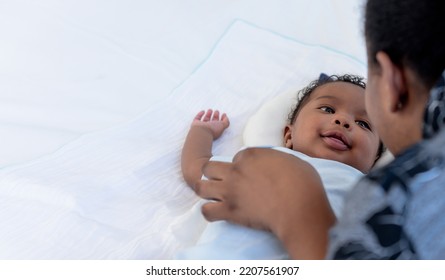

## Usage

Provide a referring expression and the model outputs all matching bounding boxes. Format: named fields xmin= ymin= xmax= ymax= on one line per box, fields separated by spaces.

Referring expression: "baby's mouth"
xmin=321 ymin=132 xmax=351 ymax=151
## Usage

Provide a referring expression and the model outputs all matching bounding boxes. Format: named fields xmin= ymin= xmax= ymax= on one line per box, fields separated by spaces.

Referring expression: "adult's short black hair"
xmin=365 ymin=0 xmax=445 ymax=89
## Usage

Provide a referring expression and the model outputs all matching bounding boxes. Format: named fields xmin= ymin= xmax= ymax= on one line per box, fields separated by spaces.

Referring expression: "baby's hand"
xmin=192 ymin=109 xmax=230 ymax=140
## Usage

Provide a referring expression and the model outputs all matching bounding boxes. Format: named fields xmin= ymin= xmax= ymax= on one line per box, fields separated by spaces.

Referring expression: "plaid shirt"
xmin=328 ymin=70 xmax=445 ymax=259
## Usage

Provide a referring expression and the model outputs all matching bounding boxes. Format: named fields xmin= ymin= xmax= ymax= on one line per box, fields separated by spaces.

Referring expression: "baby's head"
xmin=284 ymin=74 xmax=384 ymax=173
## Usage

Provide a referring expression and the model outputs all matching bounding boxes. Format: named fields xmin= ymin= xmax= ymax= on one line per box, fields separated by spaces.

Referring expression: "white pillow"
xmin=243 ymin=88 xmax=299 ymax=147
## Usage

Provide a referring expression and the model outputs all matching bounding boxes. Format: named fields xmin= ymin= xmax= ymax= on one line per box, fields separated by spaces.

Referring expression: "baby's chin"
xmin=307 ymin=152 xmax=368 ymax=173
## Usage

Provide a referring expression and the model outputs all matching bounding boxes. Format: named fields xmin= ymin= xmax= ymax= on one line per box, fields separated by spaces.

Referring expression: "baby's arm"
xmin=181 ymin=109 xmax=230 ymax=190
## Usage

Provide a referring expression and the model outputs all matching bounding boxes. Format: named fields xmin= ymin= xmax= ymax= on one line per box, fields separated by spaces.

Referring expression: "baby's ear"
xmin=283 ymin=125 xmax=293 ymax=148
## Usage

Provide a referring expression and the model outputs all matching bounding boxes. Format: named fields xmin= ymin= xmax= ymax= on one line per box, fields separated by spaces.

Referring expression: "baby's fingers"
xmin=194 ymin=110 xmax=206 ymax=121
xmin=194 ymin=109 xmax=229 ymax=124
xmin=213 ymin=110 xmax=230 ymax=124
xmin=212 ymin=110 xmax=219 ymax=121
xmin=221 ymin=113 xmax=230 ymax=127
xmin=202 ymin=109 xmax=213 ymax=122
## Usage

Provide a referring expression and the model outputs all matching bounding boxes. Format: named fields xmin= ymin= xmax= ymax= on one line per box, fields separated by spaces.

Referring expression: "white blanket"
xmin=0 ymin=0 xmax=366 ymax=169
xmin=0 ymin=20 xmax=365 ymax=259
xmin=176 ymin=148 xmax=363 ymax=260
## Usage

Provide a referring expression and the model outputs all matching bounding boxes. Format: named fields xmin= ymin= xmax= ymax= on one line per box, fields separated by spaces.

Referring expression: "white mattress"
xmin=0 ymin=0 xmax=366 ymax=168
xmin=0 ymin=0 xmax=367 ymax=259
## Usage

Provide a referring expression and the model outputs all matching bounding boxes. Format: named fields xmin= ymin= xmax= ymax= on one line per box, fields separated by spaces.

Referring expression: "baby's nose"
xmin=335 ymin=118 xmax=350 ymax=129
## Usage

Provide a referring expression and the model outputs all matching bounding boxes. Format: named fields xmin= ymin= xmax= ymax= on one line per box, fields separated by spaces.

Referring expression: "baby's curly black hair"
xmin=288 ymin=74 xmax=366 ymax=125
xmin=287 ymin=73 xmax=386 ymax=164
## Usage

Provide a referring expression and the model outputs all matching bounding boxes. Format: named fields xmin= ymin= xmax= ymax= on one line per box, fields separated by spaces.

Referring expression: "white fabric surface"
xmin=0 ymin=20 xmax=367 ymax=259
xmin=0 ymin=0 xmax=366 ymax=168
xmin=243 ymin=88 xmax=304 ymax=148
xmin=176 ymin=148 xmax=363 ymax=260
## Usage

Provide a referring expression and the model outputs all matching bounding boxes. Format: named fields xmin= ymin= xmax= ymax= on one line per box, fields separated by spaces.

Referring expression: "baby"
xmin=179 ymin=74 xmax=384 ymax=259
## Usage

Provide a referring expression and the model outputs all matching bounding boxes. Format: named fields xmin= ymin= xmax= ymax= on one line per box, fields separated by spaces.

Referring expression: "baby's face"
xmin=284 ymin=82 xmax=380 ymax=173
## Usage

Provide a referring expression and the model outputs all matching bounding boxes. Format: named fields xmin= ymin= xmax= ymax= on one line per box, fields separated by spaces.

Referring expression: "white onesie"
xmin=176 ymin=146 xmax=363 ymax=259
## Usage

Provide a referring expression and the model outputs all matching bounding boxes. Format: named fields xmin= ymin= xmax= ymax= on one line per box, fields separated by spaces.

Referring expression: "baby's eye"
xmin=320 ymin=106 xmax=335 ymax=113
xmin=356 ymin=120 xmax=371 ymax=130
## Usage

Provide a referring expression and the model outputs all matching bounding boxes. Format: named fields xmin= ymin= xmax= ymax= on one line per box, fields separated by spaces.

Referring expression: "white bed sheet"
xmin=0 ymin=0 xmax=366 ymax=168
xmin=0 ymin=1 xmax=368 ymax=259
xmin=0 ymin=19 xmax=365 ymax=259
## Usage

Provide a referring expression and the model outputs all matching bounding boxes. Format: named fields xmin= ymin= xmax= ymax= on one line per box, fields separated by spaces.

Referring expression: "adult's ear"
xmin=283 ymin=125 xmax=293 ymax=148
xmin=376 ymin=51 xmax=408 ymax=112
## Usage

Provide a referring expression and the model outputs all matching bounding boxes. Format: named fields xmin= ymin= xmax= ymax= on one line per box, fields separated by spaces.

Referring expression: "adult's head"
xmin=364 ymin=0 xmax=445 ymax=155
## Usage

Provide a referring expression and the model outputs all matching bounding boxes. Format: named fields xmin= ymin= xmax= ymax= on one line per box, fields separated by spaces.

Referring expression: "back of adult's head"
xmin=365 ymin=0 xmax=445 ymax=90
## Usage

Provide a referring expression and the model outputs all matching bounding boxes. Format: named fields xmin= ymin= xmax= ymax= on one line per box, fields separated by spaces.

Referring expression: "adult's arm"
xmin=195 ymin=147 xmax=336 ymax=259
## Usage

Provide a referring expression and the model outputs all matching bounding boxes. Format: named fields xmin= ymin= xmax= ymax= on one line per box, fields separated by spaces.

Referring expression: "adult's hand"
xmin=195 ymin=148 xmax=335 ymax=259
